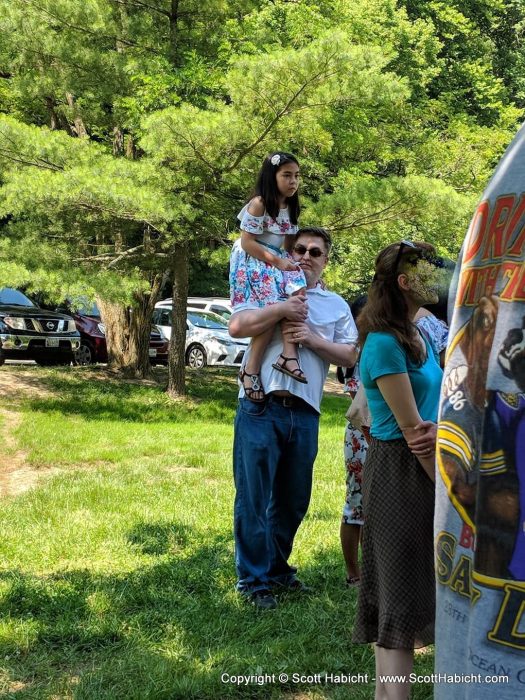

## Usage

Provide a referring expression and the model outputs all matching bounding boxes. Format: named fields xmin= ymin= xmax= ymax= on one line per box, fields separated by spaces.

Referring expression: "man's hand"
xmin=282 ymin=320 xmax=313 ymax=346
xmin=283 ymin=317 xmax=357 ymax=367
xmin=228 ymin=295 xmax=308 ymax=338
xmin=281 ymin=296 xmax=308 ymax=322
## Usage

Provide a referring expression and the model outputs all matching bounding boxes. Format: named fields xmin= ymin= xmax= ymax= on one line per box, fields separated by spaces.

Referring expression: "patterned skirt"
xmin=352 ymin=437 xmax=435 ymax=649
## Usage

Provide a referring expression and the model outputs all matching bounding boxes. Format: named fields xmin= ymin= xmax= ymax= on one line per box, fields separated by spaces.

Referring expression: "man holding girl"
xmin=229 ymin=225 xmax=358 ymax=609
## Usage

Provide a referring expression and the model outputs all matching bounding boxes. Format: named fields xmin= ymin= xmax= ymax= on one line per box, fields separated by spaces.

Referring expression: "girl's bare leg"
xmin=340 ymin=522 xmax=361 ymax=584
xmin=273 ymin=288 xmax=307 ymax=383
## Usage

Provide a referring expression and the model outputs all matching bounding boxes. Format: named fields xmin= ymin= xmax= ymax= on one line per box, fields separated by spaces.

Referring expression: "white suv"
xmin=152 ymin=301 xmax=248 ymax=368
xmin=157 ymin=297 xmax=232 ymax=320
xmin=186 ymin=297 xmax=232 ymax=320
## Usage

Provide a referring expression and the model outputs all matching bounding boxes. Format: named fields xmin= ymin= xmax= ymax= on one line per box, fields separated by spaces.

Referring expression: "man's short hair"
xmin=295 ymin=226 xmax=332 ymax=251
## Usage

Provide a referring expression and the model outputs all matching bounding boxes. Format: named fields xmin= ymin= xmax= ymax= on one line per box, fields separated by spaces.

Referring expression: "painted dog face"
xmin=459 ymin=295 xmax=499 ymax=408
xmin=440 ymin=296 xmax=500 ymax=514
xmin=498 ymin=316 xmax=525 ymax=391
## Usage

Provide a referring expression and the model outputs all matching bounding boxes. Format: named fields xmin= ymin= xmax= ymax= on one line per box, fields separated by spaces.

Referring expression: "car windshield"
xmin=188 ymin=311 xmax=228 ymax=330
xmin=0 ymin=288 xmax=36 ymax=307
xmin=73 ymin=299 xmax=100 ymax=317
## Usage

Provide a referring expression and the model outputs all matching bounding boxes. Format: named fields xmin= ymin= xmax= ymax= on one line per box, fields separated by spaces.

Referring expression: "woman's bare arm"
xmin=376 ymin=373 xmax=436 ymax=481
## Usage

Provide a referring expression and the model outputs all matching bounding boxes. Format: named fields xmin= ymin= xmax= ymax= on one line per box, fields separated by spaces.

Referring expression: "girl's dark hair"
xmin=351 ymin=294 xmax=368 ymax=322
xmin=296 ymin=226 xmax=332 ymax=251
xmin=252 ymin=152 xmax=300 ymax=223
xmin=358 ymin=241 xmax=436 ymax=365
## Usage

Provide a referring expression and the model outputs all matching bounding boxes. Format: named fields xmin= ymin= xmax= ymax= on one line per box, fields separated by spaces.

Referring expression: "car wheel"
xmin=73 ymin=341 xmax=94 ymax=366
xmin=186 ymin=344 xmax=207 ymax=369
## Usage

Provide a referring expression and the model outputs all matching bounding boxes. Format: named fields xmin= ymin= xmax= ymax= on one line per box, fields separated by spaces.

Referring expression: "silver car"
xmin=152 ymin=306 xmax=249 ymax=368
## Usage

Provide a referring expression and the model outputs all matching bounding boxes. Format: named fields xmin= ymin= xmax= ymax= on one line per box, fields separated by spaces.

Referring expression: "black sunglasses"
xmin=293 ymin=244 xmax=325 ymax=258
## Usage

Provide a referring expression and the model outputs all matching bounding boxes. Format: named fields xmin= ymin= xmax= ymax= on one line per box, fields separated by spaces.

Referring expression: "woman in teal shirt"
xmin=352 ymin=241 xmax=444 ymax=700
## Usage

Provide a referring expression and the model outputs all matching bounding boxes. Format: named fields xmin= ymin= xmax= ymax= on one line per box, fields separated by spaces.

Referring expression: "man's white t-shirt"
xmin=236 ymin=285 xmax=357 ymax=413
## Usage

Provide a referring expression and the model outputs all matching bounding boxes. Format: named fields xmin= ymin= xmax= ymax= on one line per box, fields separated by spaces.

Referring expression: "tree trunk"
xmin=96 ymin=298 xmax=131 ymax=369
xmin=128 ymin=275 xmax=163 ymax=378
xmin=46 ymin=97 xmax=59 ymax=130
xmin=113 ymin=126 xmax=124 ymax=155
xmin=167 ymin=242 xmax=189 ymax=397
xmin=169 ymin=0 xmax=180 ymax=65
xmin=125 ymin=134 xmax=136 ymax=159
xmin=96 ymin=275 xmax=163 ymax=380
xmin=126 ymin=300 xmax=154 ymax=378
xmin=65 ymin=92 xmax=88 ymax=138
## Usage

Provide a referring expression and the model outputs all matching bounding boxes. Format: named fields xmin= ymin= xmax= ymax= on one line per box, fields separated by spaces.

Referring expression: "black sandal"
xmin=346 ymin=576 xmax=361 ymax=588
xmin=272 ymin=354 xmax=308 ymax=384
xmin=239 ymin=369 xmax=265 ymax=403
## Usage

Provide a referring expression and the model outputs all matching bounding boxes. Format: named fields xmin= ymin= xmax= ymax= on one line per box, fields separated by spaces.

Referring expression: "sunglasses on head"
xmin=392 ymin=240 xmax=443 ymax=275
xmin=392 ymin=240 xmax=419 ymax=274
xmin=293 ymin=244 xmax=325 ymax=258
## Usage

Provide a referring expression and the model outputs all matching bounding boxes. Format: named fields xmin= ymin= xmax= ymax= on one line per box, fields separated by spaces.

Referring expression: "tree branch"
xmin=325 ymin=199 xmax=416 ymax=231
xmin=20 ymin=0 xmax=163 ymax=55
xmin=73 ymin=244 xmax=169 ymax=266
xmin=163 ymin=122 xmax=219 ymax=176
xmin=0 ymin=146 xmax=64 ymax=172
xmin=226 ymin=57 xmax=340 ymax=171
xmin=108 ymin=0 xmax=171 ymax=19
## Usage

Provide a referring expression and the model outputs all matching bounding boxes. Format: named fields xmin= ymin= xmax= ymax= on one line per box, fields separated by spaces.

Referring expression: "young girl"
xmin=229 ymin=152 xmax=308 ymax=402
xmin=339 ymin=295 xmax=369 ymax=588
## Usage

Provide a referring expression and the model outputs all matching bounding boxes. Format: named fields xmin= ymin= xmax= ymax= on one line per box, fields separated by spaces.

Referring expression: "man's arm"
xmin=282 ymin=321 xmax=357 ymax=367
xmin=228 ymin=296 xmax=308 ymax=338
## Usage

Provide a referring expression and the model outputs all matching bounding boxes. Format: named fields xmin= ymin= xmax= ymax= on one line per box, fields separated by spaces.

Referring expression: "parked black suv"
xmin=0 ymin=288 xmax=80 ymax=366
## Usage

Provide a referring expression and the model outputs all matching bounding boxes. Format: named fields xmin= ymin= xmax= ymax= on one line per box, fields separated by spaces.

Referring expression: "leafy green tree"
xmin=0 ymin=0 xmax=522 ymax=394
xmin=0 ymin=0 xmax=257 ymax=384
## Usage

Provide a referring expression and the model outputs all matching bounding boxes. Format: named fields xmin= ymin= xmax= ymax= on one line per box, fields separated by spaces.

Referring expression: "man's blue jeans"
xmin=233 ymin=395 xmax=320 ymax=593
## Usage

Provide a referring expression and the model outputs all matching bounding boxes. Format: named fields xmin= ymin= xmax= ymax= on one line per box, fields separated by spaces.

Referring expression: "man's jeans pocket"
xmin=238 ymin=397 xmax=268 ymax=417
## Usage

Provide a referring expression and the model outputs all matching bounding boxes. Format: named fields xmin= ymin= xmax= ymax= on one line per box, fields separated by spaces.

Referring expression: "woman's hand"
xmin=403 ymin=420 xmax=437 ymax=457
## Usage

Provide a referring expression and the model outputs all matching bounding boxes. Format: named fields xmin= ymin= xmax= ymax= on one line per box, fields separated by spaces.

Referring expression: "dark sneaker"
xmin=274 ymin=579 xmax=312 ymax=594
xmin=245 ymin=589 xmax=278 ymax=610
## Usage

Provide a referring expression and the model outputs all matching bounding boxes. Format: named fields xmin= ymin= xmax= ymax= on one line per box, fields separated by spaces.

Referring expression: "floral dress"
xmin=229 ymin=205 xmax=306 ymax=312
xmin=416 ymin=314 xmax=449 ymax=355
xmin=343 ymin=369 xmax=369 ymax=526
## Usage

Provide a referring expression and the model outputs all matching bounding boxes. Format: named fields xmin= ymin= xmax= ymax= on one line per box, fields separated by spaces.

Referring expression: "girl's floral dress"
xmin=343 ymin=371 xmax=369 ymax=526
xmin=229 ymin=205 xmax=306 ymax=311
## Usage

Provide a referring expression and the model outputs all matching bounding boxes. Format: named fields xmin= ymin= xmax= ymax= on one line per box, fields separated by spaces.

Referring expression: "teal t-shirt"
xmin=360 ymin=331 xmax=443 ymax=440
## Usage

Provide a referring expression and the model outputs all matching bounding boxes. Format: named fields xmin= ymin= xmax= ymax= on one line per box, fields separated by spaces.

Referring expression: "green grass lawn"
xmin=0 ymin=366 xmax=435 ymax=699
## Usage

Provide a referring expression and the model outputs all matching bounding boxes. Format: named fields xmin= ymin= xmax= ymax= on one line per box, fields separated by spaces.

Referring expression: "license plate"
xmin=149 ymin=348 xmax=157 ymax=357
xmin=46 ymin=338 xmax=59 ymax=347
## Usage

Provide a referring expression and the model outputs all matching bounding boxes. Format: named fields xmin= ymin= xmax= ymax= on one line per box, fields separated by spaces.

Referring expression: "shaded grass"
xmin=0 ymin=365 xmax=435 ymax=699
